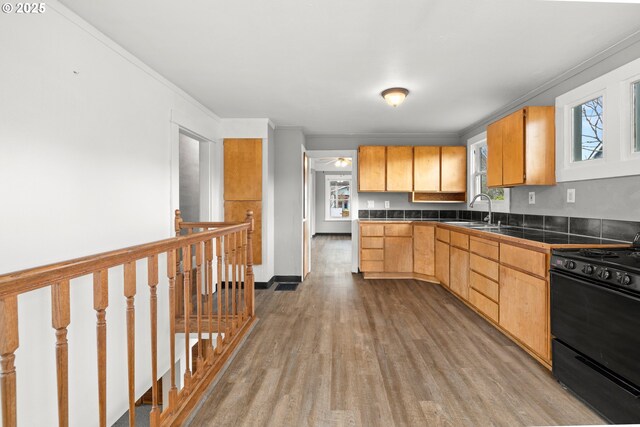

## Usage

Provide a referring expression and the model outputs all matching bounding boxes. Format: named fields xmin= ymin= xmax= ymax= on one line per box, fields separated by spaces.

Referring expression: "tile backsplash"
xmin=358 ymin=209 xmax=640 ymax=242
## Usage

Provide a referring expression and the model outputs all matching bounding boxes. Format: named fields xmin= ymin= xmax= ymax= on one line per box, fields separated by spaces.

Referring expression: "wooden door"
xmin=440 ymin=146 xmax=466 ymax=192
xmin=358 ymin=146 xmax=386 ymax=191
xmin=224 ymin=139 xmax=262 ymax=200
xmin=413 ymin=146 xmax=440 ymax=192
xmin=386 ymin=146 xmax=413 ymax=192
xmin=499 ymin=266 xmax=548 ymax=358
xmin=435 ymin=240 xmax=450 ymax=287
xmin=486 ymin=120 xmax=503 ymax=187
xmin=224 ymin=201 xmax=262 ymax=264
xmin=501 ymin=110 xmax=525 ymax=186
xmin=449 ymin=247 xmax=469 ymax=300
xmin=413 ymin=225 xmax=435 ymax=276
xmin=384 ymin=237 xmax=413 ymax=272
xmin=302 ymin=152 xmax=310 ymax=279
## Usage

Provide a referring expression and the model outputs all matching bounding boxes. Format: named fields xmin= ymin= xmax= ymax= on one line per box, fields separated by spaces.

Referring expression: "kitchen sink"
xmin=442 ymin=221 xmax=483 ymax=226
xmin=468 ymin=225 xmax=502 ymax=231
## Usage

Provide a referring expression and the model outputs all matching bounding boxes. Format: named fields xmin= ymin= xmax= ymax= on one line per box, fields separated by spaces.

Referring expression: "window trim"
xmin=466 ymin=132 xmax=510 ymax=213
xmin=324 ymin=174 xmax=351 ymax=221
xmin=556 ymin=56 xmax=640 ymax=182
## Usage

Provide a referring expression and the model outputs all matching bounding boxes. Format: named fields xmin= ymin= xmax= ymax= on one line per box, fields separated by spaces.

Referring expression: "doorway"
xmin=305 ymin=150 xmax=358 ymax=274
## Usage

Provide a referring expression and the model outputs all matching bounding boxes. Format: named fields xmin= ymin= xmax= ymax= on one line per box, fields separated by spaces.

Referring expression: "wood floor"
xmin=188 ymin=235 xmax=603 ymax=427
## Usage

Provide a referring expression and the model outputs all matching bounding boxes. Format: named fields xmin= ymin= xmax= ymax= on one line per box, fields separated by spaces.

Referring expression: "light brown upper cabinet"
xmin=413 ymin=146 xmax=440 ymax=192
xmin=440 ymin=147 xmax=467 ymax=192
xmin=358 ymin=146 xmax=386 ymax=192
xmin=224 ymin=138 xmax=263 ymax=200
xmin=386 ymin=146 xmax=413 ymax=192
xmin=487 ymin=106 xmax=555 ymax=187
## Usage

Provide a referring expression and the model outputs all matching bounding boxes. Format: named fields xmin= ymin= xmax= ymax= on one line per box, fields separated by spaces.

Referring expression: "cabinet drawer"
xmin=361 ymin=237 xmax=384 ymax=249
xmin=469 ymin=288 xmax=499 ymax=323
xmin=436 ymin=228 xmax=450 ymax=243
xmin=361 ymin=224 xmax=384 ymax=237
xmin=450 ymin=231 xmax=469 ymax=250
xmin=470 ymin=271 xmax=499 ymax=302
xmin=469 ymin=237 xmax=499 ymax=261
xmin=385 ymin=224 xmax=412 ymax=237
xmin=500 ymin=244 xmax=546 ymax=278
xmin=361 ymin=261 xmax=384 ymax=272
xmin=470 ymin=253 xmax=499 ymax=282
xmin=361 ymin=249 xmax=384 ymax=261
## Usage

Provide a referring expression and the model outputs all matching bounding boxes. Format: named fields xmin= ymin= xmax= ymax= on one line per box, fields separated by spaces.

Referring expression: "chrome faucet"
xmin=469 ymin=193 xmax=493 ymax=225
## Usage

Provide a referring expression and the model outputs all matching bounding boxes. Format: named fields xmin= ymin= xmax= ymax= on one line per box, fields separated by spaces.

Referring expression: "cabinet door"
xmin=501 ymin=110 xmax=525 ymax=186
xmin=435 ymin=240 xmax=450 ymax=287
xmin=384 ymin=237 xmax=413 ymax=273
xmin=440 ymin=147 xmax=466 ymax=192
xmin=358 ymin=146 xmax=386 ymax=191
xmin=486 ymin=120 xmax=503 ymax=187
xmin=449 ymin=247 xmax=469 ymax=300
xmin=413 ymin=225 xmax=435 ymax=276
xmin=413 ymin=146 xmax=440 ymax=192
xmin=224 ymin=139 xmax=262 ymax=200
xmin=224 ymin=201 xmax=262 ymax=265
xmin=499 ymin=266 xmax=548 ymax=358
xmin=386 ymin=146 xmax=413 ymax=192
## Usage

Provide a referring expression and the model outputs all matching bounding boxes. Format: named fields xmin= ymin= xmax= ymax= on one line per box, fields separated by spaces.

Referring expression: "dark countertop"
xmin=358 ymin=219 xmax=625 ymax=246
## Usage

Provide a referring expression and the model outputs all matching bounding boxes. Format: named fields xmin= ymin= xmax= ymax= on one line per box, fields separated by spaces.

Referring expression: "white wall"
xmin=274 ymin=128 xmax=306 ymax=276
xmin=0 ymin=4 xmax=222 ymax=426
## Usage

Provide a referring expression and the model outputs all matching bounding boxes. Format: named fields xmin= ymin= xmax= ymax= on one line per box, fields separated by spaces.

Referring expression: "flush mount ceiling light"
xmin=381 ymin=87 xmax=409 ymax=107
xmin=334 ymin=157 xmax=350 ymax=167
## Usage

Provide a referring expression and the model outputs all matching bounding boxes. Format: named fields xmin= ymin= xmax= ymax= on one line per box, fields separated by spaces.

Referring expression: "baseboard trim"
xmin=255 ymin=276 xmax=275 ymax=290
xmin=313 ymin=233 xmax=352 ymax=236
xmin=274 ymin=275 xmax=302 ymax=283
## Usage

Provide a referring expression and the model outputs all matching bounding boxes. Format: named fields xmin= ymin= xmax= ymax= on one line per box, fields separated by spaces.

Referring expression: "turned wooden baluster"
xmin=242 ymin=228 xmax=248 ymax=320
xmin=182 ymin=244 xmax=192 ymax=393
xmin=245 ymin=211 xmax=255 ymax=318
xmin=224 ymin=235 xmax=231 ymax=338
xmin=205 ymin=240 xmax=214 ymax=364
xmin=231 ymin=232 xmax=237 ymax=335
xmin=215 ymin=237 xmax=223 ymax=353
xmin=174 ymin=210 xmax=184 ymax=319
xmin=235 ymin=231 xmax=242 ymax=325
xmin=147 ymin=255 xmax=160 ymax=426
xmin=123 ymin=262 xmax=136 ymax=426
xmin=93 ymin=270 xmax=109 ymax=427
xmin=195 ymin=241 xmax=204 ymax=377
xmin=0 ymin=295 xmax=18 ymax=427
xmin=51 ymin=280 xmax=70 ymax=427
xmin=166 ymin=250 xmax=178 ymax=412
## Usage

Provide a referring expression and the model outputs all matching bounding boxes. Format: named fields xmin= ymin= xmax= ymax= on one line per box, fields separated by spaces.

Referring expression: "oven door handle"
xmin=575 ymin=355 xmax=640 ymax=398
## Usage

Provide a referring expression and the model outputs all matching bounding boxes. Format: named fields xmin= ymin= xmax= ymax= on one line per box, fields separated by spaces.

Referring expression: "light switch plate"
xmin=384 ymin=201 xmax=390 ymax=209
xmin=367 ymin=200 xmax=374 ymax=209
xmin=528 ymin=192 xmax=535 ymax=204
xmin=567 ymin=188 xmax=576 ymax=203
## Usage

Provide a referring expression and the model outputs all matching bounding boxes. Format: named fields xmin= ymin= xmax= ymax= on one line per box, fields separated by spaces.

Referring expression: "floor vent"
xmin=274 ymin=282 xmax=299 ymax=291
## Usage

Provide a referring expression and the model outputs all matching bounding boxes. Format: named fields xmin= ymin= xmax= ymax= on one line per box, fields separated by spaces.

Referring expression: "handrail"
xmin=0 ymin=210 xmax=257 ymax=427
xmin=0 ymin=222 xmax=249 ymax=298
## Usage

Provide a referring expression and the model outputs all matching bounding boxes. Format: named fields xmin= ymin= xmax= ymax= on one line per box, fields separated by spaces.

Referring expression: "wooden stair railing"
xmin=0 ymin=211 xmax=256 ymax=427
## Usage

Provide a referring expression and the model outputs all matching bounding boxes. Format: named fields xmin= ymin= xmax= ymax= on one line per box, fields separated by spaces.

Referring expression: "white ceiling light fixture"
xmin=334 ymin=157 xmax=350 ymax=167
xmin=381 ymin=87 xmax=409 ymax=107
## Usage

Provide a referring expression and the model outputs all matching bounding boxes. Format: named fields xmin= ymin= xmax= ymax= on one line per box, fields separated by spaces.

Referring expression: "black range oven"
xmin=550 ymin=242 xmax=640 ymax=424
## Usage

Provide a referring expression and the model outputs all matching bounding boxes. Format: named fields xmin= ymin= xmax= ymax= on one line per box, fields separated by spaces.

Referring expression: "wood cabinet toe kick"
xmin=359 ymin=220 xmax=629 ymax=370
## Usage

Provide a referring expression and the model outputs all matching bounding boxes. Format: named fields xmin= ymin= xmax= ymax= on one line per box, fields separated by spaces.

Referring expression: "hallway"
xmin=188 ymin=235 xmax=602 ymax=426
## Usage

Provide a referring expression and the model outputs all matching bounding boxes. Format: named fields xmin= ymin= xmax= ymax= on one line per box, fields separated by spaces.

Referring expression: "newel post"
xmin=244 ymin=211 xmax=255 ymax=318
xmin=174 ymin=209 xmax=183 ymax=237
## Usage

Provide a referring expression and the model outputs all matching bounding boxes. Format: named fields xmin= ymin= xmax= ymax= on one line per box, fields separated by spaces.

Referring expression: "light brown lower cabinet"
xmin=384 ymin=237 xmax=413 ymax=273
xmin=435 ymin=240 xmax=450 ymax=287
xmin=413 ymin=225 xmax=435 ymax=276
xmin=449 ymin=247 xmax=469 ymax=300
xmin=499 ymin=266 xmax=548 ymax=359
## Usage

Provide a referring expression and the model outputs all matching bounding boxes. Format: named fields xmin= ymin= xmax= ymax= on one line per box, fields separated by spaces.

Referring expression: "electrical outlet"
xmin=567 ymin=188 xmax=576 ymax=203
xmin=367 ymin=200 xmax=374 ymax=209
xmin=528 ymin=192 xmax=535 ymax=204
xmin=384 ymin=201 xmax=390 ymax=209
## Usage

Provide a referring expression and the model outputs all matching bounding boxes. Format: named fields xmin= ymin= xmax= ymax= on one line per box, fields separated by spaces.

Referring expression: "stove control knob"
xmin=564 ymin=260 xmax=576 ymax=270
xmin=599 ymin=269 xmax=611 ymax=280
xmin=582 ymin=264 xmax=595 ymax=275
xmin=619 ymin=274 xmax=632 ymax=286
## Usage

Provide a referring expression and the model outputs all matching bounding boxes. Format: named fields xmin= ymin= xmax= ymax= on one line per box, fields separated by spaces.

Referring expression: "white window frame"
xmin=467 ymin=132 xmax=510 ymax=213
xmin=556 ymin=56 xmax=640 ymax=182
xmin=324 ymin=174 xmax=351 ymax=221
